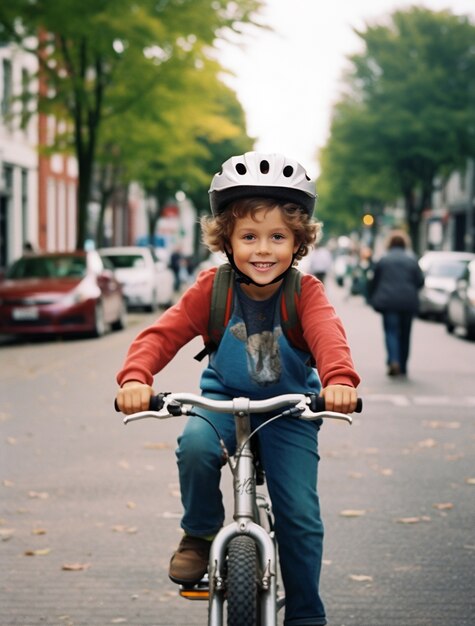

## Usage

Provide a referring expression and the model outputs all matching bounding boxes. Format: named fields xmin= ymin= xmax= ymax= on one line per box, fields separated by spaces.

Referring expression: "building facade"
xmin=0 ymin=42 xmax=38 ymax=268
xmin=424 ymin=160 xmax=475 ymax=253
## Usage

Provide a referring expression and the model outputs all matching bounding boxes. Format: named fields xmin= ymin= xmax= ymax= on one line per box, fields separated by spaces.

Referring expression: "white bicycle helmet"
xmin=209 ymin=151 xmax=316 ymax=216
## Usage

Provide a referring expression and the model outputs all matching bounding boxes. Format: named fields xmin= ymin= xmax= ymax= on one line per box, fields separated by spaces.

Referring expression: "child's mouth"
xmin=252 ymin=262 xmax=275 ymax=270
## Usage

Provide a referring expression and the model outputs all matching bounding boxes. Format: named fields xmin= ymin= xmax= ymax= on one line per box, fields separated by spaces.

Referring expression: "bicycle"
xmin=119 ymin=392 xmax=362 ymax=626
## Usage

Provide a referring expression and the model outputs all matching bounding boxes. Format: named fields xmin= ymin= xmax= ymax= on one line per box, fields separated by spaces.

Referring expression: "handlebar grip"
xmin=114 ymin=394 xmax=165 ymax=413
xmin=149 ymin=394 xmax=165 ymax=411
xmin=310 ymin=395 xmax=363 ymax=413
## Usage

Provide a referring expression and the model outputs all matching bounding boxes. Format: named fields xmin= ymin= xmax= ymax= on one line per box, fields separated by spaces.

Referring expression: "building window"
xmin=1 ymin=58 xmax=13 ymax=121
xmin=21 ymin=169 xmax=28 ymax=244
xmin=20 ymin=68 xmax=31 ymax=130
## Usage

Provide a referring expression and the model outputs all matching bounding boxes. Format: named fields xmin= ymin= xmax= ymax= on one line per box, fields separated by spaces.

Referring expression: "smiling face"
xmin=228 ymin=206 xmax=299 ymax=300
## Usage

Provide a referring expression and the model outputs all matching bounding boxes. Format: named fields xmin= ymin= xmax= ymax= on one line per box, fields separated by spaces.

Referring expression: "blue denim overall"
xmin=176 ymin=289 xmax=327 ymax=626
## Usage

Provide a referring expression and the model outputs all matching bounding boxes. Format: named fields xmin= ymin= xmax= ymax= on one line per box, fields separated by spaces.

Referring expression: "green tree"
xmin=95 ymin=56 xmax=254 ymax=246
xmin=318 ymin=7 xmax=475 ymax=250
xmin=318 ymin=99 xmax=397 ymax=236
xmin=0 ymin=0 xmax=262 ymax=248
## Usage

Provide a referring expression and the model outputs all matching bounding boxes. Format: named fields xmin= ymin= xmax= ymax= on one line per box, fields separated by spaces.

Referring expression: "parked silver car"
xmin=99 ymin=246 xmax=174 ymax=311
xmin=418 ymin=251 xmax=475 ymax=320
xmin=446 ymin=259 xmax=475 ymax=340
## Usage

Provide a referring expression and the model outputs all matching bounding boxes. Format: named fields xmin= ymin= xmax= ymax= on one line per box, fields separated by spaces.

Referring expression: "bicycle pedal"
xmin=179 ymin=576 xmax=209 ymax=600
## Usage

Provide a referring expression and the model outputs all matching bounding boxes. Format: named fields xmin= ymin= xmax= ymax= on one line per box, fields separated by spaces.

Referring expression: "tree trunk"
xmin=403 ymin=188 xmax=421 ymax=255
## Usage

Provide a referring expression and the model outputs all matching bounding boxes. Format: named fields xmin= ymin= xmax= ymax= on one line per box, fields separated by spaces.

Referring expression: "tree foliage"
xmin=0 ymin=0 xmax=263 ymax=248
xmin=318 ymin=7 xmax=475 ymax=250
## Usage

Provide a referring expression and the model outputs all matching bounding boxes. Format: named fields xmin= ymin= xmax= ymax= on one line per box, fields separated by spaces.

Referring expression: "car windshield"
xmin=426 ymin=260 xmax=468 ymax=279
xmin=7 ymin=256 xmax=87 ymax=279
xmin=102 ymin=254 xmax=146 ymax=269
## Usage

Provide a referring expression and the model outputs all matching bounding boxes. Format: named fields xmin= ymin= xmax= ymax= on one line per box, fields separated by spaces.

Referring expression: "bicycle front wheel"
xmin=226 ymin=536 xmax=260 ymax=626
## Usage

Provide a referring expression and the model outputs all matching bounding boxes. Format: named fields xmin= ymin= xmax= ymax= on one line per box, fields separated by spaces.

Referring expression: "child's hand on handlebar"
xmin=116 ymin=381 xmax=154 ymax=415
xmin=321 ymin=385 xmax=358 ymax=414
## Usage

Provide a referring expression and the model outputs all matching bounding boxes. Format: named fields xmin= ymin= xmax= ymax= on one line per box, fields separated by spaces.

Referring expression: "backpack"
xmin=194 ymin=263 xmax=314 ymax=365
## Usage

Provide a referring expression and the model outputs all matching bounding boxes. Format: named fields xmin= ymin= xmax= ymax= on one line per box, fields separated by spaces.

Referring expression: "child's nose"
xmin=256 ymin=238 xmax=270 ymax=254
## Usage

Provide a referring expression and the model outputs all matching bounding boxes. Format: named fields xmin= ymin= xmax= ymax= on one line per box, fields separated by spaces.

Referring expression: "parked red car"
xmin=0 ymin=251 xmax=127 ymax=337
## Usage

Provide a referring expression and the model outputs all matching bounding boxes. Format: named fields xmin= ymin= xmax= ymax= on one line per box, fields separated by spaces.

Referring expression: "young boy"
xmin=116 ymin=151 xmax=360 ymax=626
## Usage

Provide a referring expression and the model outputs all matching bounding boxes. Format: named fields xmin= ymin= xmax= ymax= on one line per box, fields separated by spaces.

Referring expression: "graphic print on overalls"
xmin=230 ymin=322 xmax=282 ymax=387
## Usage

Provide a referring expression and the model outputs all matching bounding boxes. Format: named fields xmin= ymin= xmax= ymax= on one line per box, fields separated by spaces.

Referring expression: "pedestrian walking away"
xmin=368 ymin=229 xmax=424 ymax=377
xmin=115 ymin=151 xmax=360 ymax=626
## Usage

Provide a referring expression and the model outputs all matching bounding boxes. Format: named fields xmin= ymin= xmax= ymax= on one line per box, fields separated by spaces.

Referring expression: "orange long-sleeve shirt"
xmin=116 ymin=267 xmax=360 ymax=390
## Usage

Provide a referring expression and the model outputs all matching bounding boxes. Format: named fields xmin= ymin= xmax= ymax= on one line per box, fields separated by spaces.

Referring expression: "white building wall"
xmin=0 ymin=43 xmax=38 ymax=266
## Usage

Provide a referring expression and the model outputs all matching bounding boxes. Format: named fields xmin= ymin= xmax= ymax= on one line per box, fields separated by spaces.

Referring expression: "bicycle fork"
xmin=207 ymin=438 xmax=278 ymax=626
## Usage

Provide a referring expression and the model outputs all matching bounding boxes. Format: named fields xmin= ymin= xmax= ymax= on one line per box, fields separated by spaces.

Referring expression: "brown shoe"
xmin=387 ymin=362 xmax=401 ymax=376
xmin=169 ymin=535 xmax=211 ymax=584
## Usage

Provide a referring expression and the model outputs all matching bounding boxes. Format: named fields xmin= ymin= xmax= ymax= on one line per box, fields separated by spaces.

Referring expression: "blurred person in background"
xmin=308 ymin=243 xmax=333 ymax=284
xmin=350 ymin=246 xmax=374 ymax=303
xmin=368 ymin=230 xmax=424 ymax=377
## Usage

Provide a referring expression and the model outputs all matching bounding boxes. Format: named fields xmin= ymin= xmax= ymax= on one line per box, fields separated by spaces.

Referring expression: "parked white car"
xmin=418 ymin=251 xmax=475 ymax=320
xmin=99 ymin=246 xmax=174 ymax=311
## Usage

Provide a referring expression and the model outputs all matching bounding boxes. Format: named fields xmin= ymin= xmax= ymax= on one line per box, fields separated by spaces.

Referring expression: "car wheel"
xmin=145 ymin=290 xmax=158 ymax=313
xmin=445 ymin=317 xmax=455 ymax=334
xmin=466 ymin=325 xmax=475 ymax=340
xmin=112 ymin=299 xmax=127 ymax=331
xmin=92 ymin=301 xmax=107 ymax=337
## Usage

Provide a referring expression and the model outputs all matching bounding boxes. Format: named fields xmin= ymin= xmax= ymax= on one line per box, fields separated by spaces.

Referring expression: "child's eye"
xmin=272 ymin=233 xmax=286 ymax=241
xmin=242 ymin=233 xmax=256 ymax=241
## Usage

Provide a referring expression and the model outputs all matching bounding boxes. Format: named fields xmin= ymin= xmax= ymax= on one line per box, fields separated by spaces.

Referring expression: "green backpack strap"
xmin=281 ymin=268 xmax=314 ymax=365
xmin=194 ymin=263 xmax=235 ymax=362
xmin=280 ymin=267 xmax=302 ymax=343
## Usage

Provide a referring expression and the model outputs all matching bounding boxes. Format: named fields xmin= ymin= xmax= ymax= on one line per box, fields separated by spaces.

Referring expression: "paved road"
xmin=1 ymin=282 xmax=474 ymax=626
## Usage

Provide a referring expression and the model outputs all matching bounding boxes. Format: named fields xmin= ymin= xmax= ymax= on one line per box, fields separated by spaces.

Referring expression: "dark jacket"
xmin=369 ymin=248 xmax=424 ymax=314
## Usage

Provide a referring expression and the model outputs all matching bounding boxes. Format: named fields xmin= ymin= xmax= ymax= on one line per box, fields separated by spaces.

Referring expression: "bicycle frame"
xmin=122 ymin=392 xmax=354 ymax=626
xmin=207 ymin=398 xmax=279 ymax=626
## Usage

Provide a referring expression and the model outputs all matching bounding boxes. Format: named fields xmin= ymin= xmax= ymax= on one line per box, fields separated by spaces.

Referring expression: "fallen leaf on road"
xmin=24 ymin=548 xmax=51 ymax=556
xmin=62 ymin=562 xmax=91 ymax=571
xmin=143 ymin=442 xmax=171 ymax=450
xmin=349 ymin=574 xmax=373 ymax=582
xmin=118 ymin=460 xmax=130 ymax=470
xmin=423 ymin=420 xmax=460 ymax=430
xmin=340 ymin=509 xmax=366 ymax=518
xmin=111 ymin=619 xmax=127 ymax=624
xmin=126 ymin=501 xmax=136 ymax=509
xmin=6 ymin=437 xmax=17 ymax=445
xmin=0 ymin=528 xmax=15 ymax=541
xmin=28 ymin=491 xmax=49 ymax=499
xmin=466 ymin=478 xmax=475 ymax=485
xmin=112 ymin=525 xmax=138 ymax=534
xmin=397 ymin=516 xmax=431 ymax=524
xmin=433 ymin=503 xmax=453 ymax=511
xmin=3 ymin=479 xmax=14 ymax=487
xmin=417 ymin=438 xmax=437 ymax=448
xmin=348 ymin=471 xmax=363 ymax=479
xmin=32 ymin=528 xmax=47 ymax=535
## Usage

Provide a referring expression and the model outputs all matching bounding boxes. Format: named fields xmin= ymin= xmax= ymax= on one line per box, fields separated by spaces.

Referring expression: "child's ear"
xmin=293 ymin=240 xmax=302 ymax=254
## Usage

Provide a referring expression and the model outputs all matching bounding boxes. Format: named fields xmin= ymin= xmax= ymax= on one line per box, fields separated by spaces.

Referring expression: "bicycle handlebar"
xmin=116 ymin=393 xmax=362 ymax=425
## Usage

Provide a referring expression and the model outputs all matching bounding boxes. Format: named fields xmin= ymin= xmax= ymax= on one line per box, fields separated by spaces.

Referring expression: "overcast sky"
xmin=218 ymin=0 xmax=475 ymax=178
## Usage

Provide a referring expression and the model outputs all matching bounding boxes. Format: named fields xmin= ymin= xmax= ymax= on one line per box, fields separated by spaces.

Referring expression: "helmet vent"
xmin=283 ymin=165 xmax=294 ymax=177
xmin=235 ymin=163 xmax=247 ymax=175
xmin=259 ymin=160 xmax=270 ymax=174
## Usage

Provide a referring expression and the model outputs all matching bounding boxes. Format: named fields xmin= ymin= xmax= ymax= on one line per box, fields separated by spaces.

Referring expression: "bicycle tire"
xmin=226 ymin=536 xmax=260 ymax=626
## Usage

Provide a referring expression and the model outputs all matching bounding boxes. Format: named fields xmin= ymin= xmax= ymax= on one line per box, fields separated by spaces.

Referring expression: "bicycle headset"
xmin=208 ymin=151 xmax=317 ymax=287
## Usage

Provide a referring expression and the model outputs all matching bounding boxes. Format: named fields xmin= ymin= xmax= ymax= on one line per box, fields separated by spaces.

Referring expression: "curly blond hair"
xmin=201 ymin=198 xmax=321 ymax=264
